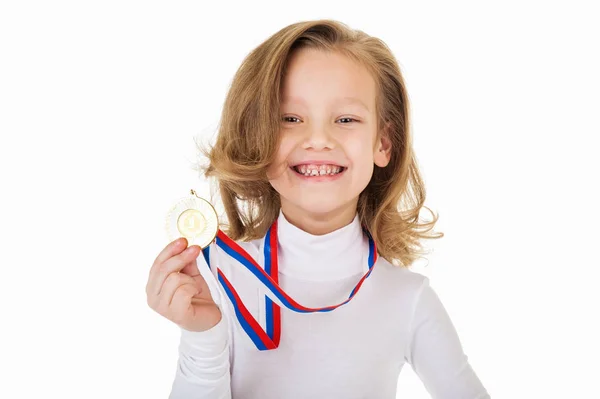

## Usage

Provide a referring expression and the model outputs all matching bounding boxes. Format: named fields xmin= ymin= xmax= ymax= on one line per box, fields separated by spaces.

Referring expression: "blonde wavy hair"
xmin=194 ymin=19 xmax=443 ymax=268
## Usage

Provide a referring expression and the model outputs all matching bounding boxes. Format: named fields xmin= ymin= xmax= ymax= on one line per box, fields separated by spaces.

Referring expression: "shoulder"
xmin=373 ymin=255 xmax=429 ymax=290
xmin=369 ymin=255 xmax=431 ymax=306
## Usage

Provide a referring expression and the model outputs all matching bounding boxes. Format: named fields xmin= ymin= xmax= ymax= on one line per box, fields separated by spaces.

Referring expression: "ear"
xmin=374 ymin=122 xmax=392 ymax=168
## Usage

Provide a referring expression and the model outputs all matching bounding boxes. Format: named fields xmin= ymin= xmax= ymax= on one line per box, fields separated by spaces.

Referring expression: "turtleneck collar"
xmin=273 ymin=209 xmax=370 ymax=281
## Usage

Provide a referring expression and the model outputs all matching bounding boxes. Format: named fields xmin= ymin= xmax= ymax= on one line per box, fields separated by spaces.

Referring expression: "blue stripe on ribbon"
xmin=202 ymin=246 xmax=211 ymax=270
xmin=264 ymin=227 xmax=275 ymax=340
xmin=218 ymin=272 xmax=267 ymax=351
xmin=368 ymin=236 xmax=374 ymax=269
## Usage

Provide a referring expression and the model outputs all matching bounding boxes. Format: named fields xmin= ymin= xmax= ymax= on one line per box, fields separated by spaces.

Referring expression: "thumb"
xmin=180 ymin=246 xmax=203 ymax=277
xmin=179 ymin=248 xmax=214 ymax=301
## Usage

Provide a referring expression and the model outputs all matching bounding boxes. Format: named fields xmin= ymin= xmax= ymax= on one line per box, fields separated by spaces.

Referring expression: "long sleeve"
xmin=169 ymin=311 xmax=232 ymax=399
xmin=405 ymin=277 xmax=490 ymax=399
xmin=169 ymin=241 xmax=232 ymax=399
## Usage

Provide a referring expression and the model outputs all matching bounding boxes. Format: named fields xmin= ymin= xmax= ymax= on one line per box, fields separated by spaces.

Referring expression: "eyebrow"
xmin=281 ymin=96 xmax=370 ymax=112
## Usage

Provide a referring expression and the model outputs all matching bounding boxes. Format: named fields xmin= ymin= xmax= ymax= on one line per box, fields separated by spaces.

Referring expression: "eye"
xmin=281 ymin=116 xmax=301 ymax=123
xmin=337 ymin=117 xmax=359 ymax=124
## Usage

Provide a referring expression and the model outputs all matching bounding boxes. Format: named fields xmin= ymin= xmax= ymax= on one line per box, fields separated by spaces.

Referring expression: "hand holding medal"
xmin=145 ymin=190 xmax=222 ymax=333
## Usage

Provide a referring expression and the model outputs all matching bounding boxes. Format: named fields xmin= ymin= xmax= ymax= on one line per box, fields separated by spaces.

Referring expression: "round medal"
xmin=165 ymin=189 xmax=218 ymax=248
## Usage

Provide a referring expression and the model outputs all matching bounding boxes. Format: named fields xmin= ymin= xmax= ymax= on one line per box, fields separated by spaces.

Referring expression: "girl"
xmin=146 ymin=19 xmax=490 ymax=399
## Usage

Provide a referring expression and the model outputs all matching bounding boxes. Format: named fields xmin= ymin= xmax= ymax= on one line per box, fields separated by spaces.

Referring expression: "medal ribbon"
xmin=202 ymin=219 xmax=377 ymax=351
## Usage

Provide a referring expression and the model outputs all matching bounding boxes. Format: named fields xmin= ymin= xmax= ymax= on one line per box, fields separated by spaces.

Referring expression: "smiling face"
xmin=267 ymin=48 xmax=391 ymax=233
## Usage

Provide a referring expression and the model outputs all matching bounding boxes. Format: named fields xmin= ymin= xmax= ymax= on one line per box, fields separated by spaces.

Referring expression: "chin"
xmin=284 ymin=197 xmax=354 ymax=216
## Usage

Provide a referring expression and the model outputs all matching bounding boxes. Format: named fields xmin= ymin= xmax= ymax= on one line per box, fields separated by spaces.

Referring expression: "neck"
xmin=275 ymin=205 xmax=369 ymax=280
xmin=279 ymin=200 xmax=358 ymax=235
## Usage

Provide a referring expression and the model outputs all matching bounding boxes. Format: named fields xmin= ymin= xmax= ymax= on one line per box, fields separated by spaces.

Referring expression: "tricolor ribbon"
xmin=202 ymin=219 xmax=377 ymax=351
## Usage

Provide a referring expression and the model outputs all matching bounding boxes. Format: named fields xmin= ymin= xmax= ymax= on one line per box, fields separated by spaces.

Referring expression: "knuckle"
xmin=164 ymin=272 xmax=182 ymax=286
xmin=148 ymin=299 xmax=160 ymax=313
xmin=172 ymin=290 xmax=192 ymax=321
xmin=145 ymin=280 xmax=153 ymax=296
xmin=156 ymin=301 xmax=169 ymax=317
xmin=147 ymin=295 xmax=158 ymax=310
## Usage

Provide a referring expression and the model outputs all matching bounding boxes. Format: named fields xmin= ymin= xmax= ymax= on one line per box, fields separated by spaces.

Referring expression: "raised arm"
xmin=169 ymin=313 xmax=232 ymax=399
xmin=145 ymin=237 xmax=232 ymax=399
xmin=169 ymin=242 xmax=232 ymax=399
xmin=405 ymin=277 xmax=490 ymax=399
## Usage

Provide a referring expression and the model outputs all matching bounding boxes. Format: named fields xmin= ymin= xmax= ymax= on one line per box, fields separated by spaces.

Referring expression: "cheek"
xmin=277 ymin=137 xmax=298 ymax=165
xmin=267 ymin=139 xmax=293 ymax=178
xmin=346 ymin=138 xmax=374 ymax=165
xmin=347 ymin=141 xmax=375 ymax=182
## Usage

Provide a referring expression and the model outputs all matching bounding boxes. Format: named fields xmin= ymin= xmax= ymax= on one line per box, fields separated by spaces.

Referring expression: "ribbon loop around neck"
xmin=202 ymin=219 xmax=377 ymax=351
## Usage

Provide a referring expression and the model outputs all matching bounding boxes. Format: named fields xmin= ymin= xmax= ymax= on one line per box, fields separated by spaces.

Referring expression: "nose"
xmin=302 ymin=123 xmax=335 ymax=151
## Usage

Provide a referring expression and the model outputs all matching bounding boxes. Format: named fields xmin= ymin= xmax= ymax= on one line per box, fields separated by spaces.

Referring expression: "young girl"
xmin=146 ymin=19 xmax=490 ymax=399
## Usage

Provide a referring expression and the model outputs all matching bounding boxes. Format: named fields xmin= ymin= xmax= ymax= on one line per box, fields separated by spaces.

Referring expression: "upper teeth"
xmin=295 ymin=164 xmax=343 ymax=176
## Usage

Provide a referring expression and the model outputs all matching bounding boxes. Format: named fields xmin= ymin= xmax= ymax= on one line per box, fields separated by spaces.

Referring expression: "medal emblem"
xmin=165 ymin=189 xmax=218 ymax=248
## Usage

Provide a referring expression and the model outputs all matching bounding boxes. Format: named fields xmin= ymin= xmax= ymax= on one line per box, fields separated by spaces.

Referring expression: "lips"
xmin=290 ymin=164 xmax=348 ymax=180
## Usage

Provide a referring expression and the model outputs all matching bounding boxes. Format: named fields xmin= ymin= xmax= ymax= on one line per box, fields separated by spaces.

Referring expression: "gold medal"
xmin=165 ymin=189 xmax=219 ymax=249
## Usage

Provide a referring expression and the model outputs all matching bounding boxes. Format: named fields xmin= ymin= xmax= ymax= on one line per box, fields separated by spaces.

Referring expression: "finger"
xmin=150 ymin=237 xmax=188 ymax=278
xmin=181 ymin=257 xmax=201 ymax=277
xmin=148 ymin=244 xmax=201 ymax=297
xmin=169 ymin=284 xmax=200 ymax=325
xmin=161 ymin=245 xmax=201 ymax=276
xmin=147 ymin=238 xmax=187 ymax=295
xmin=158 ymin=271 xmax=199 ymax=308
xmin=178 ymin=258 xmax=215 ymax=303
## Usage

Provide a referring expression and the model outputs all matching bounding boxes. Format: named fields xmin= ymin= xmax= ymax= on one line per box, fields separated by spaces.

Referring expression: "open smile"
xmin=290 ymin=165 xmax=347 ymax=182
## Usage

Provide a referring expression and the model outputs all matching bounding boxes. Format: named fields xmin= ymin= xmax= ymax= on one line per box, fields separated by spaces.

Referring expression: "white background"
xmin=1 ymin=1 xmax=599 ymax=398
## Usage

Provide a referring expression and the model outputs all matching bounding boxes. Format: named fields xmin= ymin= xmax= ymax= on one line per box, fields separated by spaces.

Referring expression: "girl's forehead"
xmin=284 ymin=50 xmax=372 ymax=81
xmin=280 ymin=50 xmax=377 ymax=108
xmin=281 ymin=95 xmax=371 ymax=113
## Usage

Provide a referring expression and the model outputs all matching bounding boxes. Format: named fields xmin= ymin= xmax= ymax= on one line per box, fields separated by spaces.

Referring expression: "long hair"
xmin=194 ymin=19 xmax=443 ymax=267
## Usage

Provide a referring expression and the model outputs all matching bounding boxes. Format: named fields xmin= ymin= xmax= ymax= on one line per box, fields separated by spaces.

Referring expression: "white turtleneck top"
xmin=168 ymin=211 xmax=490 ymax=399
